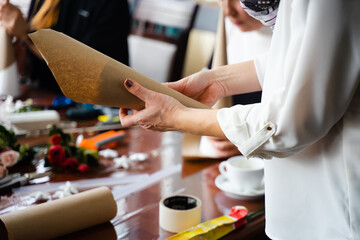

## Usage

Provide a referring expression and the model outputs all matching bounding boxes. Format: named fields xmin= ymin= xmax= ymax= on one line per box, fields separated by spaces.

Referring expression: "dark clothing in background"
xmin=27 ymin=0 xmax=131 ymax=93
xmin=232 ymin=91 xmax=262 ymax=105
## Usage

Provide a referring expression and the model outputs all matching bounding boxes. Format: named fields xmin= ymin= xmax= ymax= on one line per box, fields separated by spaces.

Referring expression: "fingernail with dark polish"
xmin=125 ymin=79 xmax=133 ymax=88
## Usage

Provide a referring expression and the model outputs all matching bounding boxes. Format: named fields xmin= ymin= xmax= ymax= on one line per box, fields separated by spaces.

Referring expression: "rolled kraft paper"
xmin=212 ymin=9 xmax=232 ymax=109
xmin=0 ymin=186 xmax=117 ymax=240
xmin=0 ymin=28 xmax=20 ymax=97
xmin=0 ymin=28 xmax=15 ymax=70
xmin=211 ymin=9 xmax=227 ymax=70
xmin=159 ymin=194 xmax=202 ymax=233
xmin=28 ymin=29 xmax=209 ymax=110
xmin=182 ymin=9 xmax=229 ymax=158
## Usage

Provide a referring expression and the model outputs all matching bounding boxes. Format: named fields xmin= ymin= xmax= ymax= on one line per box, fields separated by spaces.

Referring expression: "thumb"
xmin=164 ymin=81 xmax=184 ymax=93
xmin=124 ymin=79 xmax=154 ymax=103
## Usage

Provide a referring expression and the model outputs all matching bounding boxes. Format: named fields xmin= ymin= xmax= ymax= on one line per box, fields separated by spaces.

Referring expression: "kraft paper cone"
xmin=0 ymin=187 xmax=117 ymax=240
xmin=182 ymin=9 xmax=229 ymax=159
xmin=0 ymin=28 xmax=20 ymax=97
xmin=28 ymin=29 xmax=209 ymax=110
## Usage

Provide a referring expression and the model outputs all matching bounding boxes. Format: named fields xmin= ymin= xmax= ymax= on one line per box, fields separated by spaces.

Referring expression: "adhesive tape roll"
xmin=159 ymin=194 xmax=202 ymax=233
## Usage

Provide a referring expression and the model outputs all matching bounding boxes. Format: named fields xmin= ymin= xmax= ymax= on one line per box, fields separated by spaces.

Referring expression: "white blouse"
xmin=218 ymin=0 xmax=360 ymax=239
xmin=225 ymin=18 xmax=272 ymax=64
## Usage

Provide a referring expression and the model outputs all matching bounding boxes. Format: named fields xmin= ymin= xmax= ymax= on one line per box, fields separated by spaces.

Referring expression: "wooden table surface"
xmin=0 ymin=88 xmax=268 ymax=240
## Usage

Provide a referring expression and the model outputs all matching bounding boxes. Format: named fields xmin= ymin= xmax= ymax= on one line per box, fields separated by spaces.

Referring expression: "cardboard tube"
xmin=212 ymin=9 xmax=232 ymax=109
xmin=211 ymin=9 xmax=227 ymax=70
xmin=182 ymin=9 xmax=230 ymax=158
xmin=0 ymin=187 xmax=117 ymax=240
xmin=0 ymin=28 xmax=15 ymax=70
xmin=28 ymin=29 xmax=209 ymax=110
xmin=159 ymin=194 xmax=202 ymax=233
xmin=0 ymin=27 xmax=20 ymax=97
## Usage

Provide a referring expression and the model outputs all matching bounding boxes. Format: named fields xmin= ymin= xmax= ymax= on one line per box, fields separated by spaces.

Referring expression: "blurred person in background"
xmin=0 ymin=0 xmax=131 ymax=94
xmin=202 ymin=0 xmax=272 ymax=158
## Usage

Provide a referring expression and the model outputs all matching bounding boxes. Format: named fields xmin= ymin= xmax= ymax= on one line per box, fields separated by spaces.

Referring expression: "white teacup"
xmin=219 ymin=156 xmax=264 ymax=192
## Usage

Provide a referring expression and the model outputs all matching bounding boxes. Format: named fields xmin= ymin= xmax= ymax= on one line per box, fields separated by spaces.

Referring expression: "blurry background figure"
xmin=0 ymin=0 xmax=131 ymax=94
xmin=200 ymin=0 xmax=272 ymax=158
xmin=220 ymin=0 xmax=272 ymax=104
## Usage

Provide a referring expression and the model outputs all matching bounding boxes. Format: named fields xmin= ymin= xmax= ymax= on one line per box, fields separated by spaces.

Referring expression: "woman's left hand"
xmin=119 ymin=79 xmax=186 ymax=131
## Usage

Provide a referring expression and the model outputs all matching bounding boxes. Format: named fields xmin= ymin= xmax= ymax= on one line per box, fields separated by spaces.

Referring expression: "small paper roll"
xmin=0 ymin=187 xmax=117 ymax=240
xmin=212 ymin=9 xmax=232 ymax=109
xmin=0 ymin=28 xmax=15 ymax=70
xmin=159 ymin=194 xmax=202 ymax=233
xmin=0 ymin=28 xmax=20 ymax=97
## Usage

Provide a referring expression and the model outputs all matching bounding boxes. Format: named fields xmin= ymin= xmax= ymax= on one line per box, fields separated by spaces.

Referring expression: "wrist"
xmin=19 ymin=34 xmax=29 ymax=43
xmin=208 ymin=67 xmax=229 ymax=99
xmin=175 ymin=108 xmax=225 ymax=137
xmin=170 ymin=106 xmax=188 ymax=132
xmin=18 ymin=24 xmax=31 ymax=43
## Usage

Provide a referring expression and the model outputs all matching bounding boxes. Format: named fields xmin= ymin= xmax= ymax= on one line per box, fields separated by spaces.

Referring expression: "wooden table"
xmin=1 ymin=88 xmax=268 ymax=239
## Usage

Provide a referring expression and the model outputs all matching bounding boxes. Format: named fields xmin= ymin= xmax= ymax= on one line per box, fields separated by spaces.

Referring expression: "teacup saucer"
xmin=215 ymin=174 xmax=265 ymax=200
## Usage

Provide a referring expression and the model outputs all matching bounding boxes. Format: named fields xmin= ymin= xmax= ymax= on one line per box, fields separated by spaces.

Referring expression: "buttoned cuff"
xmin=217 ymin=106 xmax=276 ymax=158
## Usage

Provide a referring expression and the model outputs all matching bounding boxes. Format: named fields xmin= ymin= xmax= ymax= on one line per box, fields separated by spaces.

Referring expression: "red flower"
xmin=61 ymin=157 xmax=79 ymax=172
xmin=78 ymin=163 xmax=90 ymax=173
xmin=50 ymin=134 xmax=62 ymax=145
xmin=48 ymin=145 xmax=66 ymax=166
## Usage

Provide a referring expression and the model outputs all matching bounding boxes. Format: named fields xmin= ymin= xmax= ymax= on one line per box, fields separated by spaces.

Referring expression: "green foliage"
xmin=0 ymin=125 xmax=17 ymax=151
xmin=18 ymin=145 xmax=36 ymax=164
xmin=16 ymin=106 xmax=42 ymax=113
xmin=0 ymin=124 xmax=35 ymax=164
xmin=80 ymin=148 xmax=99 ymax=167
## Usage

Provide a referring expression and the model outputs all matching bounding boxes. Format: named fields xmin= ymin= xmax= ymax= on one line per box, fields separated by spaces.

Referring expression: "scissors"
xmin=0 ymin=171 xmax=52 ymax=192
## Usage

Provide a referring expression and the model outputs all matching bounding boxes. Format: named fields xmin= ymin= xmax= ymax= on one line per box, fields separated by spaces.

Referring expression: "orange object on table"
xmin=77 ymin=130 xmax=125 ymax=150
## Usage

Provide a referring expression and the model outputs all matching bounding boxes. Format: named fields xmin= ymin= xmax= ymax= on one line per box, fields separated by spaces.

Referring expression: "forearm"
xmin=21 ymin=35 xmax=42 ymax=59
xmin=174 ymin=108 xmax=226 ymax=137
xmin=209 ymin=60 xmax=261 ymax=96
xmin=0 ymin=1 xmax=42 ymax=59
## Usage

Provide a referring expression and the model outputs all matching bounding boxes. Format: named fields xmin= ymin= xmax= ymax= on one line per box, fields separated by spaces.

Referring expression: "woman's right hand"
xmin=0 ymin=0 xmax=29 ymax=41
xmin=165 ymin=69 xmax=227 ymax=107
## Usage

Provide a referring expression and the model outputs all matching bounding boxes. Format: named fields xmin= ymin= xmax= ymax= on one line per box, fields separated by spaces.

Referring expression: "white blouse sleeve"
xmin=218 ymin=0 xmax=360 ymax=159
xmin=253 ymin=52 xmax=268 ymax=88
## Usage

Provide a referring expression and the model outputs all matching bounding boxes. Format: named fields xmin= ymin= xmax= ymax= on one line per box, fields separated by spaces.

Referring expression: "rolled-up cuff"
xmin=217 ymin=107 xmax=275 ymax=158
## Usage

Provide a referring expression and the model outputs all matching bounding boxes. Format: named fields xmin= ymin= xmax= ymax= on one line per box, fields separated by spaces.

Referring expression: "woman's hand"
xmin=165 ymin=70 xmax=227 ymax=107
xmin=119 ymin=79 xmax=186 ymax=131
xmin=205 ymin=136 xmax=241 ymax=158
xmin=0 ymin=0 xmax=29 ymax=41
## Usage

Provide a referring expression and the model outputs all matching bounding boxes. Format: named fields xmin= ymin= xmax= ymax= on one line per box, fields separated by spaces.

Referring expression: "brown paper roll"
xmin=182 ymin=9 xmax=230 ymax=159
xmin=0 ymin=187 xmax=117 ymax=240
xmin=28 ymin=29 xmax=209 ymax=110
xmin=0 ymin=28 xmax=15 ymax=70
xmin=212 ymin=9 xmax=232 ymax=109
xmin=211 ymin=9 xmax=227 ymax=70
